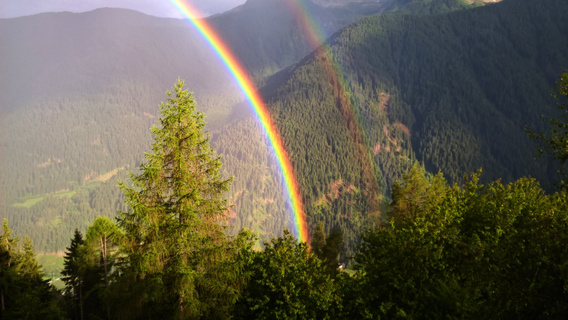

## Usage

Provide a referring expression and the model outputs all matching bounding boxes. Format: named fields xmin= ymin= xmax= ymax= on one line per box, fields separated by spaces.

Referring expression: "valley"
xmin=2 ymin=0 xmax=568 ymax=318
xmin=1 ymin=0 xmax=566 ymax=255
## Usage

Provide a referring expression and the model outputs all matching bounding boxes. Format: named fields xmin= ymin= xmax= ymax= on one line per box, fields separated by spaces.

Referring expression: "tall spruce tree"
xmin=62 ymin=229 xmax=86 ymax=320
xmin=311 ymin=222 xmax=326 ymax=259
xmin=311 ymin=222 xmax=344 ymax=275
xmin=116 ymin=80 xmax=242 ymax=319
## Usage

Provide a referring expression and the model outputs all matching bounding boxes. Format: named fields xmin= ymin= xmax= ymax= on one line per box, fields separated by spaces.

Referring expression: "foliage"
xmin=61 ymin=228 xmax=108 ymax=320
xmin=85 ymin=216 xmax=122 ymax=288
xmin=3 ymin=0 xmax=566 ymax=258
xmin=388 ymin=0 xmax=472 ymax=15
xmin=61 ymin=229 xmax=86 ymax=320
xmin=234 ymin=230 xmax=342 ymax=319
xmin=3 ymin=2 xmax=568 ymax=317
xmin=320 ymin=227 xmax=344 ymax=273
xmin=311 ymin=222 xmax=327 ymax=259
xmin=353 ymin=166 xmax=568 ymax=319
xmin=212 ymin=118 xmax=291 ymax=243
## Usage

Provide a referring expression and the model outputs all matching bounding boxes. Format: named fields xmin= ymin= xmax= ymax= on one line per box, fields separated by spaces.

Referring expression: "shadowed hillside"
xmin=261 ymin=0 xmax=568 ymax=253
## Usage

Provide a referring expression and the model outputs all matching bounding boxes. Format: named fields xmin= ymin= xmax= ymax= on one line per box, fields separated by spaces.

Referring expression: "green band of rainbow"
xmin=169 ymin=0 xmax=309 ymax=243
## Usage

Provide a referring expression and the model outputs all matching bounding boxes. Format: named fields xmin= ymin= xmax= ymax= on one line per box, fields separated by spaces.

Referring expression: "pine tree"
xmin=1 ymin=220 xmax=65 ymax=320
xmin=321 ymin=227 xmax=344 ymax=274
xmin=0 ymin=219 xmax=18 ymax=317
xmin=311 ymin=222 xmax=344 ymax=275
xmin=62 ymin=229 xmax=86 ymax=320
xmin=116 ymin=79 xmax=243 ymax=319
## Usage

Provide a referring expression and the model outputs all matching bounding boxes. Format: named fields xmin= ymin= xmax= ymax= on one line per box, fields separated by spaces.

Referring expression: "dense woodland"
xmin=3 ymin=73 xmax=568 ymax=319
xmin=1 ymin=1 xmax=568 ymax=317
xmin=2 ymin=0 xmax=553 ymax=255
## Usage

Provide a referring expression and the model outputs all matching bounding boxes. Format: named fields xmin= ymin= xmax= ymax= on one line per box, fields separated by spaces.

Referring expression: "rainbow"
xmin=169 ymin=0 xmax=310 ymax=243
xmin=285 ymin=0 xmax=382 ymax=211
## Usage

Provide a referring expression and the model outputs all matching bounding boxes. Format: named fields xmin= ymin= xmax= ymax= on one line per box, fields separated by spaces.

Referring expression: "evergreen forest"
xmin=2 ymin=0 xmax=568 ymax=317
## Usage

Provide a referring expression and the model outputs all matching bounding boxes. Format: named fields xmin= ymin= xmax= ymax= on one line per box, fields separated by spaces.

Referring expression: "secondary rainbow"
xmin=169 ymin=0 xmax=309 ymax=243
xmin=285 ymin=0 xmax=382 ymax=210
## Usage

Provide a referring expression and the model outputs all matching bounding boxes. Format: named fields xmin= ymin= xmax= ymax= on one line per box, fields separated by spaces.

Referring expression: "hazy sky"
xmin=0 ymin=0 xmax=247 ymax=19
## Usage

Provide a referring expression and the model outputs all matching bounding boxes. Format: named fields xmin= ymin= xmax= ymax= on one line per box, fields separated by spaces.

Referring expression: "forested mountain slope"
xmin=0 ymin=0 xmax=390 ymax=251
xmin=0 ymin=0 xmax=547 ymax=252
xmin=0 ymin=9 xmax=240 ymax=114
xmin=262 ymin=0 xmax=568 ymax=252
xmin=209 ymin=0 xmax=390 ymax=80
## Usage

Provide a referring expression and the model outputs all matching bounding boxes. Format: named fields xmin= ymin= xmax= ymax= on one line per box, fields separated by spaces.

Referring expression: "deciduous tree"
xmin=235 ymin=230 xmax=341 ymax=320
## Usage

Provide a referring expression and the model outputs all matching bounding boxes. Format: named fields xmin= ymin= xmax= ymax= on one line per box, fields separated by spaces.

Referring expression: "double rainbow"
xmin=169 ymin=0 xmax=309 ymax=243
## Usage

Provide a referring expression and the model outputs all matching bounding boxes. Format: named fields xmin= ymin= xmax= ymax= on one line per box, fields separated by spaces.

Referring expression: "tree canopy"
xmin=352 ymin=165 xmax=568 ymax=319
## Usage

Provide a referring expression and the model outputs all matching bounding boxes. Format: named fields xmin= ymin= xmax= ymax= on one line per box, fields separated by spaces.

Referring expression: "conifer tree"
xmin=62 ymin=229 xmax=86 ymax=320
xmin=321 ymin=227 xmax=344 ymax=273
xmin=1 ymin=220 xmax=64 ymax=320
xmin=116 ymin=79 xmax=242 ymax=319
xmin=311 ymin=222 xmax=344 ymax=275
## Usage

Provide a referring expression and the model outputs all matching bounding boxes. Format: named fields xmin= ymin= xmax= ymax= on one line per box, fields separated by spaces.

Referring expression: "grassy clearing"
xmin=11 ymin=190 xmax=76 ymax=208
xmin=38 ymin=254 xmax=65 ymax=279
xmin=50 ymin=278 xmax=65 ymax=290
xmin=92 ymin=168 xmax=122 ymax=183
xmin=12 ymin=195 xmax=45 ymax=208
xmin=11 ymin=167 xmax=122 ymax=208
xmin=53 ymin=190 xmax=77 ymax=198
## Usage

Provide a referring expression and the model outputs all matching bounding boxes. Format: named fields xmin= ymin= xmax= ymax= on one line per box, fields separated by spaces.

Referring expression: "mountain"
xmin=1 ymin=0 xmax=557 ymax=254
xmin=0 ymin=0 xmax=389 ymax=251
xmin=0 ymin=0 xmax=390 ymax=113
xmin=208 ymin=0 xmax=390 ymax=80
xmin=260 ymin=0 xmax=568 ymax=253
